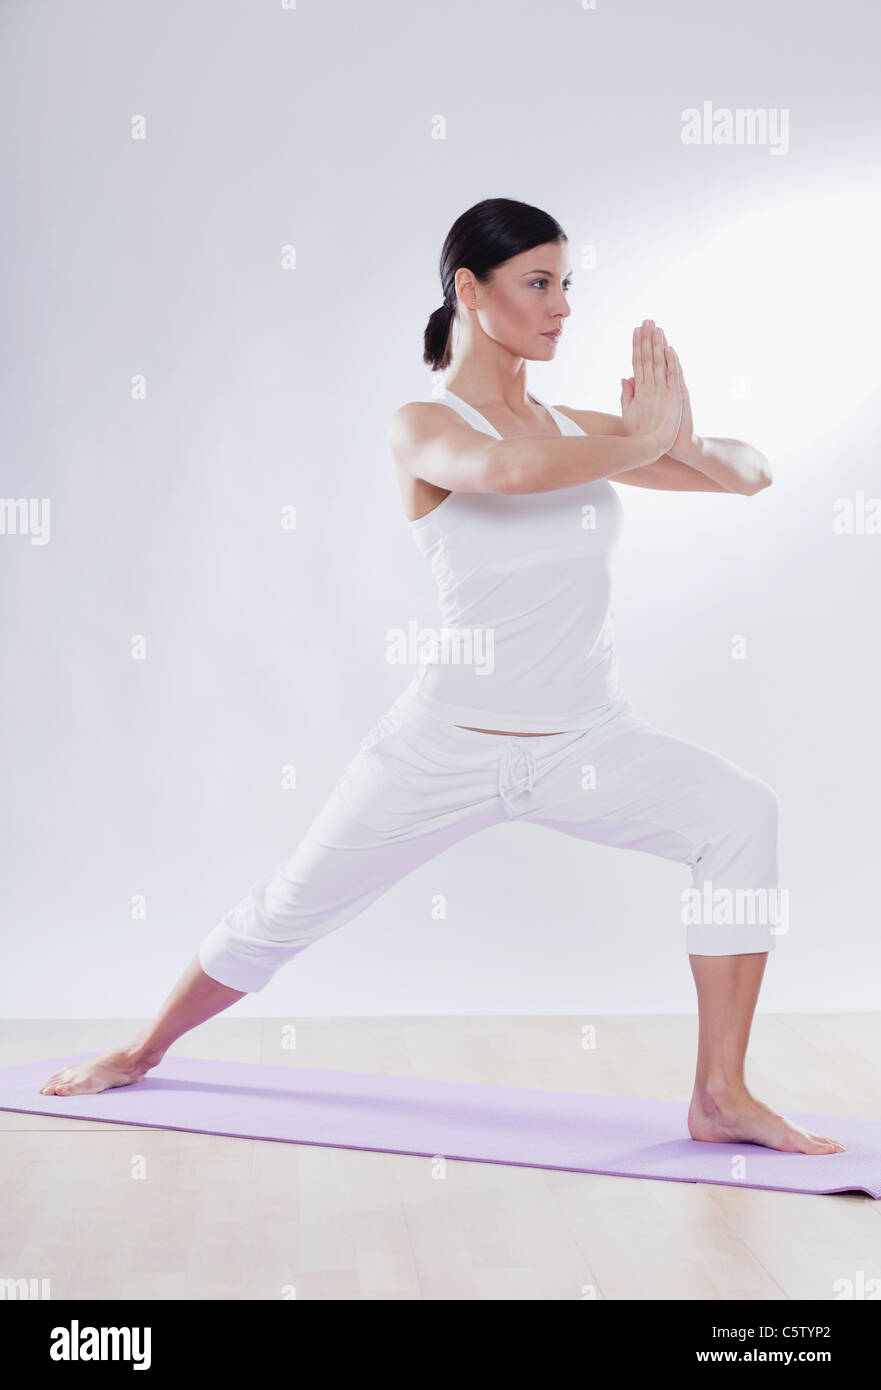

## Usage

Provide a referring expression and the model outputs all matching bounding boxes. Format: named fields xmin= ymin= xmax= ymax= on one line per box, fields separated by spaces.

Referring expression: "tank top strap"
xmin=429 ymin=390 xmax=501 ymax=439
xmin=431 ymin=388 xmax=581 ymax=440
xmin=528 ymin=392 xmax=583 ymax=437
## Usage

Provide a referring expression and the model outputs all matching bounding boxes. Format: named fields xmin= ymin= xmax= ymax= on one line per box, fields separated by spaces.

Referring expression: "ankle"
xmin=694 ymin=1076 xmax=749 ymax=1105
xmin=123 ymin=1039 xmax=165 ymax=1069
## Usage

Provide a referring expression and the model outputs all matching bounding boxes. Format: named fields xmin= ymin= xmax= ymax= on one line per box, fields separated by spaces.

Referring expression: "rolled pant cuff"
xmin=686 ymin=923 xmax=781 ymax=956
xmin=197 ymin=940 xmax=278 ymax=993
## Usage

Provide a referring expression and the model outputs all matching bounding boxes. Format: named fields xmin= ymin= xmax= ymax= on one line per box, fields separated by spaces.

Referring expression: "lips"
xmin=542 ymin=331 xmax=561 ymax=340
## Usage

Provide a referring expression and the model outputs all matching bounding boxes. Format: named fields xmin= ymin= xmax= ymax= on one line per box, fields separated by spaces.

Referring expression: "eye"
xmin=531 ymin=279 xmax=572 ymax=291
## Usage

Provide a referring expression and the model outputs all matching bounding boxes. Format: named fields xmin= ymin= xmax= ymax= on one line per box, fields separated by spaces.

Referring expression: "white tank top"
xmin=403 ymin=389 xmax=627 ymax=732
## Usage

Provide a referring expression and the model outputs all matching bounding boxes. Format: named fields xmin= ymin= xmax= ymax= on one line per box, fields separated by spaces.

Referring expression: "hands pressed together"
xmin=620 ymin=319 xmax=695 ymax=462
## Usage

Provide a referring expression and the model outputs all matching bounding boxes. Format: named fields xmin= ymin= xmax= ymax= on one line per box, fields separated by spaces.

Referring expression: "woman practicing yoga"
xmin=40 ymin=197 xmax=844 ymax=1156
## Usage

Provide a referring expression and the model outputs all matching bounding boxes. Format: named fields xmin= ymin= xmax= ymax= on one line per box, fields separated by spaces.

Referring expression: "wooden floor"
xmin=1 ymin=1015 xmax=879 ymax=1300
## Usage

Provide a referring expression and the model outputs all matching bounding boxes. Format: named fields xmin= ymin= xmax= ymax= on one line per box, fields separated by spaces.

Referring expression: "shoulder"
xmin=552 ymin=405 xmax=626 ymax=436
xmin=388 ymin=397 xmax=471 ymax=448
xmin=387 ymin=399 xmax=465 ymax=472
xmin=388 ymin=399 xmax=449 ymax=442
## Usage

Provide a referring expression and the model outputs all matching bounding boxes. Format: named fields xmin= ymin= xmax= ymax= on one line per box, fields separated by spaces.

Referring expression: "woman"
xmin=39 ymin=198 xmax=844 ymax=1157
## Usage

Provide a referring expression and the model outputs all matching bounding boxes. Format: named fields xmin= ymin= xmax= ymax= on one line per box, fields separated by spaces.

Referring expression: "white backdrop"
xmin=2 ymin=0 xmax=879 ymax=1018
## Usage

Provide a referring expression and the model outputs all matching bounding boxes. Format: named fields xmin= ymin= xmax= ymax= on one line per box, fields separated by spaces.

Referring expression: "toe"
xmin=817 ymin=1134 xmax=844 ymax=1150
xmin=805 ymin=1135 xmax=833 ymax=1151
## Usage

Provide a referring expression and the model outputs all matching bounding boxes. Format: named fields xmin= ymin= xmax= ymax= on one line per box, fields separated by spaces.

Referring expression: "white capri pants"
xmin=198 ymin=686 xmax=781 ymax=993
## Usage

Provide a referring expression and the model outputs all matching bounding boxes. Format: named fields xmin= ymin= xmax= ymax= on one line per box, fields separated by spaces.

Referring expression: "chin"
xmin=509 ymin=337 xmax=557 ymax=360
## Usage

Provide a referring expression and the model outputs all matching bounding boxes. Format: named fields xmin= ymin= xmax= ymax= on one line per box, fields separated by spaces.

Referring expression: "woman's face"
xmin=459 ymin=239 xmax=573 ymax=359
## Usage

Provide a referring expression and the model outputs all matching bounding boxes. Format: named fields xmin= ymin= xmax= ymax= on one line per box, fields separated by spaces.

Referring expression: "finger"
xmin=641 ymin=323 xmax=653 ymax=383
xmin=645 ymin=319 xmax=663 ymax=367
xmin=633 ymin=326 xmax=644 ymax=384
xmin=666 ymin=344 xmax=681 ymax=389
xmin=635 ymin=326 xmax=650 ymax=384
xmin=651 ymin=325 xmax=666 ymax=383
xmin=652 ymin=323 xmax=671 ymax=380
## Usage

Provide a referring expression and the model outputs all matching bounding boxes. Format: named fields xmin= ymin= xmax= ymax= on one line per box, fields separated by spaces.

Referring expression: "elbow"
xmin=742 ymin=456 xmax=773 ymax=496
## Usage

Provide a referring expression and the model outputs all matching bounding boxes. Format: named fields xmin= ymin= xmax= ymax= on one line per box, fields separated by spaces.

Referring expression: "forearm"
xmin=490 ymin=431 xmax=666 ymax=494
xmin=671 ymin=435 xmax=773 ymax=495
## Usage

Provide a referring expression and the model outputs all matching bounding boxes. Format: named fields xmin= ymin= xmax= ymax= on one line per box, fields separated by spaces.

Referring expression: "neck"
xmin=442 ymin=346 xmax=531 ymax=414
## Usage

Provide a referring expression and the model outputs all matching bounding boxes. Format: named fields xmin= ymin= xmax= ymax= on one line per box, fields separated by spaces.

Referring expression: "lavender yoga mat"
xmin=1 ymin=1052 xmax=878 ymax=1198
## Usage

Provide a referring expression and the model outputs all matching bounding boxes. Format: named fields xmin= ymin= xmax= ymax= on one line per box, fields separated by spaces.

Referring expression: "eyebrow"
xmin=521 ymin=268 xmax=574 ymax=278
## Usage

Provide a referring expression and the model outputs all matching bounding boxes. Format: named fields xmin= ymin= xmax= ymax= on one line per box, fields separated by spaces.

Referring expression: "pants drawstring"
xmin=498 ymin=739 xmax=537 ymax=814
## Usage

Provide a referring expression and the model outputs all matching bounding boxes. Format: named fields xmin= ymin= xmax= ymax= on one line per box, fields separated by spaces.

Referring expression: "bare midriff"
xmin=456 ymin=726 xmax=562 ymax=736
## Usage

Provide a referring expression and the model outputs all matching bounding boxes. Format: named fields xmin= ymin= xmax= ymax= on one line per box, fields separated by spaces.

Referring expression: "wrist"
xmin=644 ymin=431 xmax=673 ymax=463
xmin=667 ymin=433 xmax=705 ymax=464
xmin=619 ymin=428 xmax=666 ymax=463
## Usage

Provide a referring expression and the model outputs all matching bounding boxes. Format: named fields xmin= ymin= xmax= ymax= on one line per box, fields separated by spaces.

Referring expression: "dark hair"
xmin=423 ymin=197 xmax=567 ymax=372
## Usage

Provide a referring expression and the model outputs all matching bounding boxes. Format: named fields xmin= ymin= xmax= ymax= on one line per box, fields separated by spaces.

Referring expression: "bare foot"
xmin=689 ymin=1083 xmax=846 ymax=1154
xmin=38 ymin=1045 xmax=161 ymax=1097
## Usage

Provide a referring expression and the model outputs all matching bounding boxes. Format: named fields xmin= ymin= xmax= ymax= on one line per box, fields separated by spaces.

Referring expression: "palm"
xmin=621 ymin=355 xmax=694 ymax=460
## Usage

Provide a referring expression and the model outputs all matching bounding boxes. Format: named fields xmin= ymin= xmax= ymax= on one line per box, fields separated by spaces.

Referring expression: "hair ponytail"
xmin=422 ymin=301 xmax=455 ymax=373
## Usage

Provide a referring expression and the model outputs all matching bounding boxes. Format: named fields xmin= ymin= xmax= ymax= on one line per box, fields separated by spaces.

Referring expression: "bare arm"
xmin=673 ymin=434 xmax=773 ymax=494
xmin=553 ymin=407 xmax=771 ymax=495
xmin=388 ymin=401 xmax=668 ymax=497
xmin=388 ymin=402 xmax=501 ymax=494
